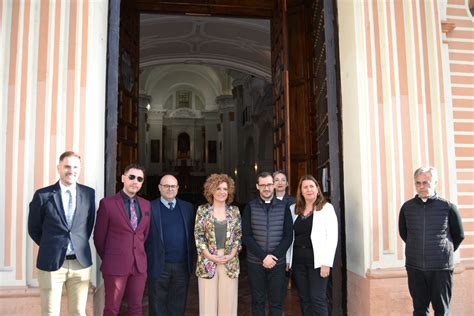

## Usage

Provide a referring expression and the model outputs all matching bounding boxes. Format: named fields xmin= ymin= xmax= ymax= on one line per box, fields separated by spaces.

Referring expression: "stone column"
xmin=216 ymin=95 xmax=237 ymax=177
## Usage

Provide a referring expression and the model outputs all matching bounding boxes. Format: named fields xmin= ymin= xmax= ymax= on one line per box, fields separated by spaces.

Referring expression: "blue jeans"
xmin=247 ymin=261 xmax=287 ymax=316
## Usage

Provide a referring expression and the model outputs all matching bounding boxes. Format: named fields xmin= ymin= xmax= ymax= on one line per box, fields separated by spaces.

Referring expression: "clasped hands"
xmin=262 ymin=254 xmax=278 ymax=269
xmin=207 ymin=253 xmax=233 ymax=264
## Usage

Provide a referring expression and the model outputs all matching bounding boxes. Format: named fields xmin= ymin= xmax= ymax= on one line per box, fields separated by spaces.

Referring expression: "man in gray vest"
xmin=399 ymin=166 xmax=464 ymax=316
xmin=242 ymin=171 xmax=293 ymax=316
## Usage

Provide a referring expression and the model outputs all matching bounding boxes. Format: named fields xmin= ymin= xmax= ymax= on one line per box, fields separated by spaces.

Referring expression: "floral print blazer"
xmin=195 ymin=203 xmax=242 ymax=279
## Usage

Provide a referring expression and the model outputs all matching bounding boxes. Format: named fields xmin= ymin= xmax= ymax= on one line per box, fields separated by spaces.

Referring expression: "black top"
xmin=120 ymin=190 xmax=142 ymax=222
xmin=399 ymin=194 xmax=464 ymax=271
xmin=294 ymin=213 xmax=313 ymax=249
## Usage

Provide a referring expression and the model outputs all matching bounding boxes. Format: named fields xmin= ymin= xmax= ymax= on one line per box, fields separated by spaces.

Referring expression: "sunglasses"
xmin=127 ymin=174 xmax=144 ymax=182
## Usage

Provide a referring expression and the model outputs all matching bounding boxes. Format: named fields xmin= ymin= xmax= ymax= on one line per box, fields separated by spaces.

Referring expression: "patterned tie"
xmin=66 ymin=190 xmax=74 ymax=228
xmin=130 ymin=198 xmax=138 ymax=230
xmin=168 ymin=202 xmax=174 ymax=211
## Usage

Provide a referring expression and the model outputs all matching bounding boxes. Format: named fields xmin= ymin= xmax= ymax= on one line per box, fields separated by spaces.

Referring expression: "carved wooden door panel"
xmin=117 ymin=0 xmax=140 ymax=192
xmin=286 ymin=0 xmax=312 ymax=190
xmin=271 ymin=0 xmax=291 ymax=188
xmin=309 ymin=0 xmax=345 ymax=314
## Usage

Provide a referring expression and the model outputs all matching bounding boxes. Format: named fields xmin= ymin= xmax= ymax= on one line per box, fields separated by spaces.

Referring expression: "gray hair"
xmin=414 ymin=166 xmax=438 ymax=182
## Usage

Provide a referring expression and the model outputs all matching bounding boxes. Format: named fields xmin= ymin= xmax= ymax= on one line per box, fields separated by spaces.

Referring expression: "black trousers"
xmin=406 ymin=266 xmax=453 ymax=316
xmin=148 ymin=262 xmax=190 ymax=316
xmin=292 ymin=248 xmax=329 ymax=316
xmin=247 ymin=261 xmax=287 ymax=316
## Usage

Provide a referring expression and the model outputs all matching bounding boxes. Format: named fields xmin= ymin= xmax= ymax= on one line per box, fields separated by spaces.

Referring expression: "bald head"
xmin=159 ymin=175 xmax=179 ymax=202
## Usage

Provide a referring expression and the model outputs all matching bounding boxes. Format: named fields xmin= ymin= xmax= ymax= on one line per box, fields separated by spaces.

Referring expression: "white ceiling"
xmin=140 ymin=14 xmax=271 ymax=81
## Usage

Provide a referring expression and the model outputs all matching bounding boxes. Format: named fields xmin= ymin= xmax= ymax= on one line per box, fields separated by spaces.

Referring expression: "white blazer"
xmin=286 ymin=202 xmax=338 ymax=269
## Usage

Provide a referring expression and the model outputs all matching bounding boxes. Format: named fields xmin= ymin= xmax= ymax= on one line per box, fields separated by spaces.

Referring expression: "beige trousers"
xmin=37 ymin=259 xmax=91 ymax=316
xmin=198 ymin=249 xmax=238 ymax=316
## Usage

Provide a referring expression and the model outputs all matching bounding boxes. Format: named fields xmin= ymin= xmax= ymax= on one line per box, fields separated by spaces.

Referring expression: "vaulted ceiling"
xmin=140 ymin=14 xmax=271 ymax=81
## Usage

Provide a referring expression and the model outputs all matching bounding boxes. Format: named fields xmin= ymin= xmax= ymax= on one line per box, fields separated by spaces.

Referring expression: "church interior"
xmin=136 ymin=14 xmax=274 ymax=206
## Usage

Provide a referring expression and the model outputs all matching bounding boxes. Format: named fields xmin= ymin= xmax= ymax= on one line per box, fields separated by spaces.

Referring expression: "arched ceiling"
xmin=140 ymin=14 xmax=271 ymax=81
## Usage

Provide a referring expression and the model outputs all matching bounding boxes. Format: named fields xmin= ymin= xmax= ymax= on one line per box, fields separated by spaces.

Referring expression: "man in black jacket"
xmin=242 ymin=171 xmax=293 ymax=316
xmin=399 ymin=166 xmax=464 ymax=316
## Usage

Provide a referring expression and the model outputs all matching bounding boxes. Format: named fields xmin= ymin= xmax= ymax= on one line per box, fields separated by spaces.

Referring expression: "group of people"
xmin=28 ymin=151 xmax=464 ymax=316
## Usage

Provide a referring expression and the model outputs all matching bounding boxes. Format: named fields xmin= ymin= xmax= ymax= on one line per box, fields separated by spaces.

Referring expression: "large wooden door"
xmin=271 ymin=0 xmax=291 ymax=187
xmin=272 ymin=0 xmax=346 ymax=314
xmin=105 ymin=0 xmax=140 ymax=195
xmin=309 ymin=0 xmax=346 ymax=314
xmin=107 ymin=0 xmax=346 ymax=314
xmin=117 ymin=0 xmax=140 ymax=191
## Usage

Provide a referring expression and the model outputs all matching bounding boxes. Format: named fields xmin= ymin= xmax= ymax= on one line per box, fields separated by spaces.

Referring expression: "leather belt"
xmin=65 ymin=254 xmax=77 ymax=260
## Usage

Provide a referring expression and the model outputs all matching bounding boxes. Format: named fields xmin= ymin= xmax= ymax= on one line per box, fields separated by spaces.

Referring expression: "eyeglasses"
xmin=127 ymin=174 xmax=144 ymax=182
xmin=257 ymin=183 xmax=274 ymax=189
xmin=160 ymin=184 xmax=178 ymax=190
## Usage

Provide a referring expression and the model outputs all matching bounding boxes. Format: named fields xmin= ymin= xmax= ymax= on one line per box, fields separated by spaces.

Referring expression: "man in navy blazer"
xmin=145 ymin=174 xmax=196 ymax=316
xmin=28 ymin=151 xmax=95 ymax=315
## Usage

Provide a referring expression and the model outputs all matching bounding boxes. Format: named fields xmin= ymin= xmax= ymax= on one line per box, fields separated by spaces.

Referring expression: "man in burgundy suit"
xmin=94 ymin=164 xmax=151 ymax=315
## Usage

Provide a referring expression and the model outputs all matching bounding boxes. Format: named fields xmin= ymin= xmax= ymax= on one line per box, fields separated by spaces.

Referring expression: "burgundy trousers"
xmin=102 ymin=265 xmax=147 ymax=316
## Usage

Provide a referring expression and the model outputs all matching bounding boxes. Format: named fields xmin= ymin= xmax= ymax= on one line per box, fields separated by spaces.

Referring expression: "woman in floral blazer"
xmin=195 ymin=173 xmax=242 ymax=316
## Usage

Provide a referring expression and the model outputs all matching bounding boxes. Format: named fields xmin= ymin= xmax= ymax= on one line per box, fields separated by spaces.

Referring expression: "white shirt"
xmin=59 ymin=181 xmax=77 ymax=255
xmin=160 ymin=197 xmax=176 ymax=209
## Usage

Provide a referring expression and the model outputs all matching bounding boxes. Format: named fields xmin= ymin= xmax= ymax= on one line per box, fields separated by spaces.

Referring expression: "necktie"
xmin=66 ymin=190 xmax=74 ymax=228
xmin=168 ymin=202 xmax=174 ymax=211
xmin=130 ymin=199 xmax=138 ymax=230
xmin=65 ymin=190 xmax=75 ymax=254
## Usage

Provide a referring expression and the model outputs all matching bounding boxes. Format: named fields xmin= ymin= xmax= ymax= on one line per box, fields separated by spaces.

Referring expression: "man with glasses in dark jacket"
xmin=399 ymin=166 xmax=464 ymax=316
xmin=242 ymin=171 xmax=293 ymax=316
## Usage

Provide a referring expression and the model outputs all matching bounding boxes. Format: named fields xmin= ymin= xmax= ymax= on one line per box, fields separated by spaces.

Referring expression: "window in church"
xmin=177 ymin=90 xmax=191 ymax=108
xmin=177 ymin=133 xmax=190 ymax=159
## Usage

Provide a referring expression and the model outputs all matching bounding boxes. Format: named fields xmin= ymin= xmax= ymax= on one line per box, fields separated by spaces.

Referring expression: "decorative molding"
xmin=229 ymin=70 xmax=252 ymax=87
xmin=148 ymin=110 xmax=167 ymax=121
xmin=168 ymin=108 xmax=203 ymax=119
xmin=366 ymin=263 xmax=468 ymax=279
xmin=216 ymin=95 xmax=235 ymax=110
xmin=140 ymin=15 xmax=271 ymax=80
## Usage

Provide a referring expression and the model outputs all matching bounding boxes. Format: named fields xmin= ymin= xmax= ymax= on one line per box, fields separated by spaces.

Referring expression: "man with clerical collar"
xmin=399 ymin=166 xmax=464 ymax=316
xmin=242 ymin=171 xmax=293 ymax=316
xmin=94 ymin=164 xmax=151 ymax=315
xmin=145 ymin=174 xmax=196 ymax=316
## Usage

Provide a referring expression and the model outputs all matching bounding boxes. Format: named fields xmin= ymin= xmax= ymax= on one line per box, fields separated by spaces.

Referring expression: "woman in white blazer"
xmin=286 ymin=174 xmax=338 ymax=316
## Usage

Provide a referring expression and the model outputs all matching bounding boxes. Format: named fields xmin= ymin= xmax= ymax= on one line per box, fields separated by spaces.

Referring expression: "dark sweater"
xmin=399 ymin=194 xmax=464 ymax=271
xmin=161 ymin=201 xmax=187 ymax=263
